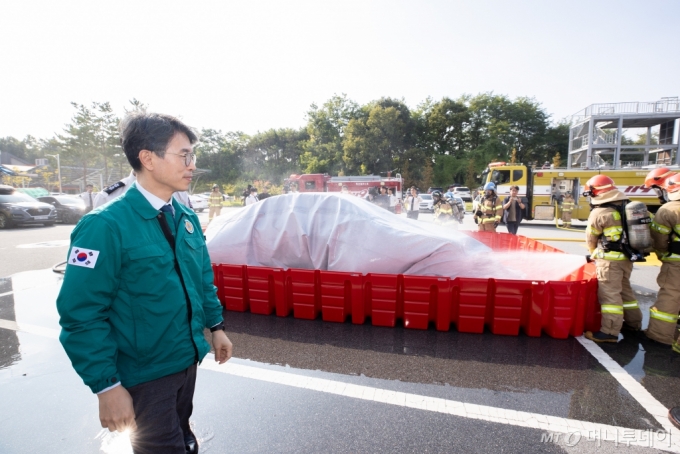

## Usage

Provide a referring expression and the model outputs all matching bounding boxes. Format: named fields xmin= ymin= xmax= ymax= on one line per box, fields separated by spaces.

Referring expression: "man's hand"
xmin=97 ymin=385 xmax=136 ymax=432
xmin=213 ymin=330 xmax=233 ymax=364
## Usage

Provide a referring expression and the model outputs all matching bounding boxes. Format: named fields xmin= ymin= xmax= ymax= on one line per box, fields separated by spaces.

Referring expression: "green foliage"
xmin=4 ymin=93 xmax=569 ymax=193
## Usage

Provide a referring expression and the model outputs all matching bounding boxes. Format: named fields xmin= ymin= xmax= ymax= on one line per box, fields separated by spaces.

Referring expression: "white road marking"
xmin=2 ymin=318 xmax=677 ymax=451
xmin=16 ymin=240 xmax=70 ymax=249
xmin=0 ymin=318 xmax=60 ymax=339
xmin=577 ymin=336 xmax=680 ymax=440
xmin=200 ymin=356 xmax=679 ymax=452
xmin=0 ymin=291 xmax=13 ymax=298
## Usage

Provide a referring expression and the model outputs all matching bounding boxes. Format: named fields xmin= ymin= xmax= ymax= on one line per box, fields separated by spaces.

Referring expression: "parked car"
xmin=452 ymin=186 xmax=471 ymax=195
xmin=37 ymin=195 xmax=87 ymax=224
xmin=0 ymin=185 xmax=57 ymax=229
xmin=426 ymin=187 xmax=443 ymax=194
xmin=189 ymin=195 xmax=209 ymax=212
xmin=419 ymin=193 xmax=434 ymax=212
xmin=458 ymin=194 xmax=474 ymax=212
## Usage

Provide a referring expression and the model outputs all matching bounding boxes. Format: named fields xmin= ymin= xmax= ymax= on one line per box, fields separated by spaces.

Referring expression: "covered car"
xmin=0 ymin=185 xmax=57 ymax=229
xmin=205 ymin=193 xmax=584 ymax=281
xmin=37 ymin=195 xmax=87 ymax=224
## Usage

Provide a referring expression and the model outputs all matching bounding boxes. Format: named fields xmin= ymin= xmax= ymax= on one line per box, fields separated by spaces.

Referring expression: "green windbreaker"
xmin=57 ymin=184 xmax=223 ymax=393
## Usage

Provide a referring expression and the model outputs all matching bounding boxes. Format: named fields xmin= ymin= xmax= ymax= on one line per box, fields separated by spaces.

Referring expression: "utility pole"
xmin=46 ymin=154 xmax=62 ymax=194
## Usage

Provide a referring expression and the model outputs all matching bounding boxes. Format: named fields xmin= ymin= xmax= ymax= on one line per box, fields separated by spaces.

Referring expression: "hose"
xmin=52 ymin=260 xmax=67 ymax=275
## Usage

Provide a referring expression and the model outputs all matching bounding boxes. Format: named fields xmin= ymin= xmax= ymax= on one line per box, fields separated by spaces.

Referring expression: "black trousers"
xmin=128 ymin=364 xmax=197 ymax=454
xmin=506 ymin=221 xmax=519 ymax=235
xmin=406 ymin=210 xmax=419 ymax=220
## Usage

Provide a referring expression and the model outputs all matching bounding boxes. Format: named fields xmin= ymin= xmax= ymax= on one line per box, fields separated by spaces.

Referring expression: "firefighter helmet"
xmin=582 ymin=175 xmax=616 ymax=198
xmin=483 ymin=182 xmax=496 ymax=192
xmin=663 ymin=173 xmax=680 ymax=194
xmin=644 ymin=167 xmax=675 ymax=188
xmin=431 ymin=190 xmax=443 ymax=202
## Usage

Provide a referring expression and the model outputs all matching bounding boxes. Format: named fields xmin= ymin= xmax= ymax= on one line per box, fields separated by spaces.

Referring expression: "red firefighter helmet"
xmin=644 ymin=167 xmax=676 ymax=188
xmin=663 ymin=173 xmax=680 ymax=194
xmin=583 ymin=175 xmax=616 ymax=198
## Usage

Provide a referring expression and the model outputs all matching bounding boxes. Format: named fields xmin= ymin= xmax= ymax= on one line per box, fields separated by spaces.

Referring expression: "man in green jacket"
xmin=57 ymin=112 xmax=232 ymax=454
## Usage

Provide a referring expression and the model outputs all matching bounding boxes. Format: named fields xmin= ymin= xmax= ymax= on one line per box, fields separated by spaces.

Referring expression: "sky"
xmin=1 ymin=0 xmax=679 ymax=140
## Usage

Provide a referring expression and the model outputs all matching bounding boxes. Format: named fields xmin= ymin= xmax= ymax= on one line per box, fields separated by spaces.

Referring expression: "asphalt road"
xmin=1 ymin=205 xmax=676 ymax=453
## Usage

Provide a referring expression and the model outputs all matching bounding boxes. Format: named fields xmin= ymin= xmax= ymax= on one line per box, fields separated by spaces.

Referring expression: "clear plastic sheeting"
xmin=205 ymin=193 xmax=585 ymax=280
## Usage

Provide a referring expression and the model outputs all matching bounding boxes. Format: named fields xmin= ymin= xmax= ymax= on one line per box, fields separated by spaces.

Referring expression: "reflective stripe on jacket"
xmin=585 ymin=203 xmax=627 ymax=261
xmin=650 ymin=201 xmax=680 ymax=262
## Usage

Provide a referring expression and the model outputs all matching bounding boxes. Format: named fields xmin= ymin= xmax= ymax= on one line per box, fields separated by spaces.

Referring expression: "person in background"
xmin=80 ymin=184 xmax=95 ymax=213
xmin=258 ymin=187 xmax=271 ymax=200
xmin=93 ymin=170 xmax=193 ymax=210
xmin=474 ymin=182 xmax=502 ymax=232
xmin=388 ymin=187 xmax=398 ymax=213
xmin=405 ymin=187 xmax=422 ymax=220
xmin=373 ymin=186 xmax=390 ymax=210
xmin=208 ymin=184 xmax=223 ymax=222
xmin=341 ymin=185 xmax=350 ymax=194
xmin=241 ymin=184 xmax=252 ymax=206
xmin=245 ymin=187 xmax=259 ymax=205
xmin=502 ymin=185 xmax=525 ymax=235
xmin=561 ymin=192 xmax=575 ymax=228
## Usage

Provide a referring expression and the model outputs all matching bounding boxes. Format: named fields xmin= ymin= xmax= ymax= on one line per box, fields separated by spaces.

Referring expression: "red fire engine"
xmin=284 ymin=173 xmax=403 ymax=199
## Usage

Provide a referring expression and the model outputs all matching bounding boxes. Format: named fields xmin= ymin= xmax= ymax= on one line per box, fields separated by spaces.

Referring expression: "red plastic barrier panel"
xmin=365 ymin=273 xmax=400 ymax=327
xmin=454 ymin=277 xmax=491 ymax=333
xmin=319 ymin=270 xmax=362 ymax=323
xmin=246 ymin=266 xmax=285 ymax=316
xmin=543 ymin=281 xmax=581 ymax=339
xmin=287 ymin=268 xmax=319 ymax=320
xmin=491 ymin=279 xmax=533 ymax=336
xmin=210 ymin=232 xmax=601 ymax=339
xmin=401 ymin=275 xmax=450 ymax=330
xmin=520 ymin=281 xmax=545 ymax=337
xmin=217 ymin=264 xmax=249 ymax=312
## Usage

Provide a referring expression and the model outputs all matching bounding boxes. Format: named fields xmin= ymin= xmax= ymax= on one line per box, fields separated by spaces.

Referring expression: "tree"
xmin=58 ymin=103 xmax=99 ymax=184
xmin=343 ymin=98 xmax=415 ymax=175
xmin=301 ymin=94 xmax=359 ymax=174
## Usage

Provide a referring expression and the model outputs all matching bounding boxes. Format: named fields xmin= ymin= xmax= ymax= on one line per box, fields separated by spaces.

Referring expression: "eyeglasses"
xmin=166 ymin=152 xmax=196 ymax=167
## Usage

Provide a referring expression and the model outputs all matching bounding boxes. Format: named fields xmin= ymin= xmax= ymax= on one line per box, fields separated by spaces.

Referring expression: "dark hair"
xmin=510 ymin=185 xmax=520 ymax=191
xmin=119 ymin=112 xmax=198 ymax=171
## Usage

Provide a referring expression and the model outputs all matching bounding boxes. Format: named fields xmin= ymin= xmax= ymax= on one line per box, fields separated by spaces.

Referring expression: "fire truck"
xmin=481 ymin=162 xmax=662 ymax=222
xmin=284 ymin=173 xmax=404 ymax=200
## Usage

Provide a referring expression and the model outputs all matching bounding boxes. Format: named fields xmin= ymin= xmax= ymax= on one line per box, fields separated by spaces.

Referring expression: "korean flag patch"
xmin=68 ymin=246 xmax=100 ymax=269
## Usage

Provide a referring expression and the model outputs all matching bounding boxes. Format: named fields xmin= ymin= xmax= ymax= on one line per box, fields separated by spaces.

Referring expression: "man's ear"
xmin=138 ymin=149 xmax=155 ymax=171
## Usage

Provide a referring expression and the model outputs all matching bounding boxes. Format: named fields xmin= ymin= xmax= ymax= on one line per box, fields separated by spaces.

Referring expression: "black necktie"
xmin=160 ymin=204 xmax=174 ymax=218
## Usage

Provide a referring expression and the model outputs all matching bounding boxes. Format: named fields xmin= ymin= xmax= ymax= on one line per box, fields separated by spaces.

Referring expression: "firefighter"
xmin=644 ymin=173 xmax=680 ymax=352
xmin=560 ymin=192 xmax=575 ymax=228
xmin=474 ymin=182 xmax=502 ymax=232
xmin=583 ymin=175 xmax=643 ymax=343
xmin=644 ymin=167 xmax=676 ymax=205
xmin=432 ymin=190 xmax=462 ymax=227
xmin=208 ymin=184 xmax=223 ymax=222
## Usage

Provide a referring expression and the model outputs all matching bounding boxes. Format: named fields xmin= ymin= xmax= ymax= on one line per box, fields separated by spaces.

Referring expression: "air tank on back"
xmin=625 ymin=201 xmax=652 ymax=252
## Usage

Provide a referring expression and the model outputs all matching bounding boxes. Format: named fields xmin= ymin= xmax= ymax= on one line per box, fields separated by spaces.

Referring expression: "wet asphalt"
xmin=0 ymin=212 xmax=677 ymax=453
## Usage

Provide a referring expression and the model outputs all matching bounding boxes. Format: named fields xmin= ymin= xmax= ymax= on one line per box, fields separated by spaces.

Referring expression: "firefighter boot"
xmin=584 ymin=331 xmax=618 ymax=343
xmin=669 ymin=407 xmax=680 ymax=430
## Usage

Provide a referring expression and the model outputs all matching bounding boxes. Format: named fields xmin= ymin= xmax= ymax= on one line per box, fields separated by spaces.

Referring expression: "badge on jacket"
xmin=68 ymin=247 xmax=100 ymax=268
xmin=185 ymin=220 xmax=194 ymax=234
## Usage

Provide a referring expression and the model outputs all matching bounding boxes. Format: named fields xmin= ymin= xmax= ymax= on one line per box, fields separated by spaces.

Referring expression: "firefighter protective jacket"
xmin=650 ymin=200 xmax=680 ymax=262
xmin=434 ymin=199 xmax=462 ymax=223
xmin=475 ymin=196 xmax=502 ymax=224
xmin=209 ymin=192 xmax=223 ymax=207
xmin=585 ymin=203 xmax=626 ymax=260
